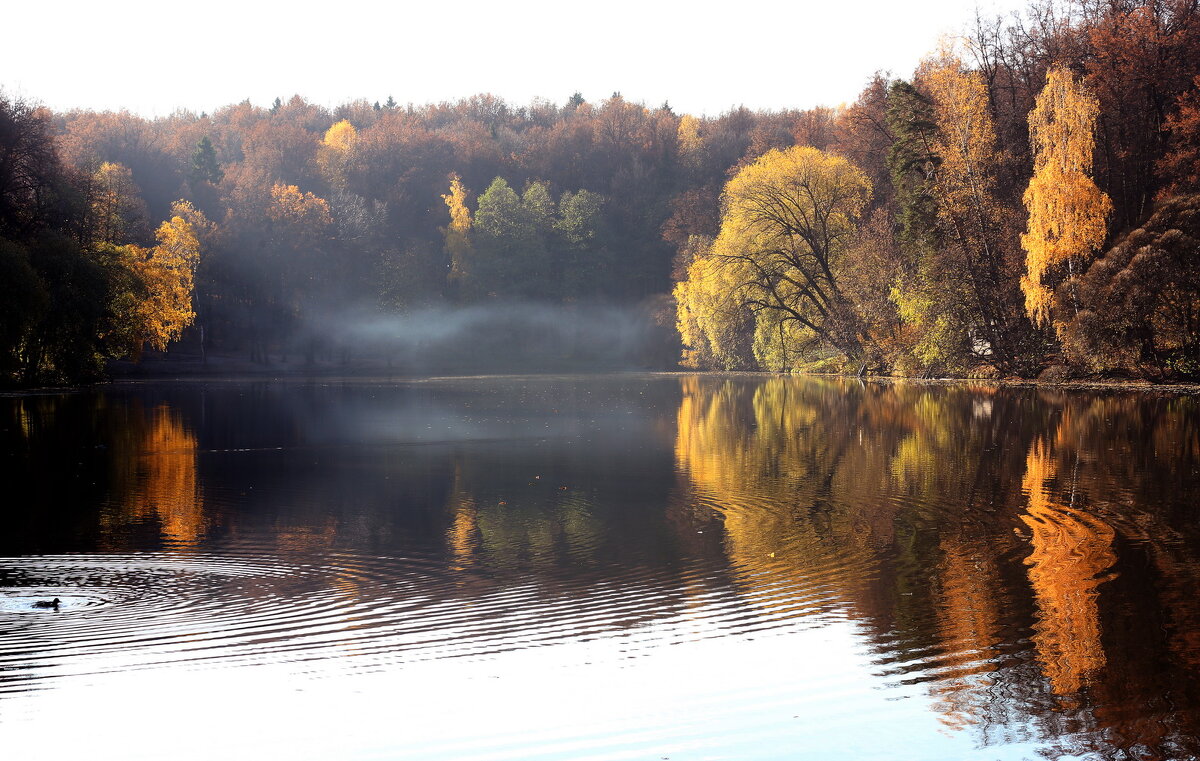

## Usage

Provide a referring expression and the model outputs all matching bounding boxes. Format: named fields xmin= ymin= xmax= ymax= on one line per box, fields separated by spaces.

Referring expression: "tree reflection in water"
xmin=671 ymin=376 xmax=1200 ymax=758
xmin=2 ymin=377 xmax=1198 ymax=760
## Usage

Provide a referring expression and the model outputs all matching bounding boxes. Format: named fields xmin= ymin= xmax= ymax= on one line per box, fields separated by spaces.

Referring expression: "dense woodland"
xmin=3 ymin=0 xmax=1200 ymax=385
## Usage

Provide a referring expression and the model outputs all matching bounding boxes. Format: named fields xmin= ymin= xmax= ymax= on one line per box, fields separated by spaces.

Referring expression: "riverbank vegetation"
xmin=3 ymin=0 xmax=1200 ymax=385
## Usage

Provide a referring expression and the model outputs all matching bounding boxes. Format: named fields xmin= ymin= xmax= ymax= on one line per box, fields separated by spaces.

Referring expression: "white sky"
xmin=2 ymin=0 xmax=1032 ymax=117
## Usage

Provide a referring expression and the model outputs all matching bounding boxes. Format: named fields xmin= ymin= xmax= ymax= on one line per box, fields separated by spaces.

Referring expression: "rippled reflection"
xmin=1020 ymin=437 xmax=1115 ymax=696
xmin=113 ymin=403 xmax=205 ymax=546
xmin=2 ymin=376 xmax=1199 ymax=760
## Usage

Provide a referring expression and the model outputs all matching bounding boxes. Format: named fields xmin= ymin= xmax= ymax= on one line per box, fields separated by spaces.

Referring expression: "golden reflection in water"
xmin=930 ymin=539 xmax=1001 ymax=730
xmin=446 ymin=462 xmax=480 ymax=571
xmin=123 ymin=403 xmax=206 ymax=546
xmin=1020 ymin=438 xmax=1116 ymax=696
xmin=673 ymin=377 xmax=879 ymax=617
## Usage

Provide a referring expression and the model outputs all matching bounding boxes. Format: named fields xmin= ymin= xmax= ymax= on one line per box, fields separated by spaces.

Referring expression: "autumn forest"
xmin=4 ymin=0 xmax=1200 ymax=385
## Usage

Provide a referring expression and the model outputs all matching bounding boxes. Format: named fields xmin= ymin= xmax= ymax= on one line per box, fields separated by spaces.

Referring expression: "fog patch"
xmin=295 ymin=301 xmax=676 ymax=374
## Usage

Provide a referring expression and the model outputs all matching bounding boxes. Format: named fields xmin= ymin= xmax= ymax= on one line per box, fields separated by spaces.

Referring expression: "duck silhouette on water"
xmin=32 ymin=598 xmax=60 ymax=610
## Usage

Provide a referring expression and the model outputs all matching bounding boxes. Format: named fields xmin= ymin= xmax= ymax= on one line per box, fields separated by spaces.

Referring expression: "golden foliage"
xmin=323 ymin=118 xmax=357 ymax=153
xmin=718 ymin=145 xmax=871 ymax=247
xmin=924 ymin=58 xmax=1002 ymax=257
xmin=134 ymin=404 xmax=204 ymax=544
xmin=1020 ymin=67 xmax=1112 ymax=327
xmin=677 ymin=114 xmax=704 ymax=170
xmin=317 ymin=119 xmax=357 ymax=189
xmin=673 ymin=238 xmax=753 ymax=369
xmin=676 ymin=145 xmax=872 ymax=369
xmin=442 ymin=174 xmax=472 ymax=284
xmin=672 ymin=377 xmax=896 ymax=619
xmin=112 ymin=201 xmax=207 ymax=357
xmin=268 ymin=183 xmax=333 ymax=230
xmin=931 ymin=538 xmax=1001 ymax=730
xmin=104 ymin=403 xmax=205 ymax=547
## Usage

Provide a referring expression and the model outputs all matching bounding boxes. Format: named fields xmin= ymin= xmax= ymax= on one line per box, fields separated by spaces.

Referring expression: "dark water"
xmin=2 ymin=374 xmax=1199 ymax=760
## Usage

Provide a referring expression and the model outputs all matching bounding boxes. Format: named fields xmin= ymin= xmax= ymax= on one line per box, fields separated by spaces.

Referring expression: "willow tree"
xmin=676 ymin=146 xmax=872 ymax=370
xmin=674 ymin=237 xmax=755 ymax=369
xmin=1021 ymin=66 xmax=1112 ymax=329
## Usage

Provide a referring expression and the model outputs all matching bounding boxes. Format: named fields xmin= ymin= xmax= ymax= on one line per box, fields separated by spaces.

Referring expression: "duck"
xmin=32 ymin=598 xmax=61 ymax=610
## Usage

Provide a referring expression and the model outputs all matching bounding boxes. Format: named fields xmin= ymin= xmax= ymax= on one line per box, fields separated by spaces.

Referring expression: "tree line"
xmin=2 ymin=0 xmax=1200 ymax=384
xmin=678 ymin=0 xmax=1200 ymax=379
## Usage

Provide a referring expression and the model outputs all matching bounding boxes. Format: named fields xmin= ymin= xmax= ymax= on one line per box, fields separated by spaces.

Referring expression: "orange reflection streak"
xmin=127 ymin=404 xmax=206 ymax=546
xmin=447 ymin=463 xmax=480 ymax=570
xmin=1020 ymin=439 xmax=1116 ymax=695
xmin=930 ymin=539 xmax=1000 ymax=730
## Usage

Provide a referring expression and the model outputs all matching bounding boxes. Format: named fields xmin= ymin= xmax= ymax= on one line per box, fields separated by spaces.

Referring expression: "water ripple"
xmin=0 ymin=548 xmax=867 ymax=695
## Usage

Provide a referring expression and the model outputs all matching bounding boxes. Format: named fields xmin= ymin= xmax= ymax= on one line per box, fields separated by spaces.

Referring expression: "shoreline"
xmin=676 ymin=370 xmax=1200 ymax=394
xmin=4 ymin=367 xmax=1199 ymax=397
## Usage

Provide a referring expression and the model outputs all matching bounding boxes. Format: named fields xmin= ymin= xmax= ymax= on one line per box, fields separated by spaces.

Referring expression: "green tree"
xmin=884 ymin=79 xmax=972 ymax=371
xmin=0 ymin=239 xmax=47 ymax=382
xmin=470 ymin=177 xmax=552 ymax=299
xmin=555 ymin=189 xmax=609 ymax=298
xmin=886 ymin=81 xmax=940 ymax=259
xmin=188 ymin=136 xmax=223 ymax=188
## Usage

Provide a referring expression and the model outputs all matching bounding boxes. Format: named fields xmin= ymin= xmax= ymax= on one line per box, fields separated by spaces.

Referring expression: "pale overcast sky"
xmin=2 ymin=0 xmax=1032 ymax=116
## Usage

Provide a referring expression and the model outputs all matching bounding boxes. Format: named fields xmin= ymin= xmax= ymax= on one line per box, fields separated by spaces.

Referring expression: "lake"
xmin=2 ymin=374 xmax=1198 ymax=760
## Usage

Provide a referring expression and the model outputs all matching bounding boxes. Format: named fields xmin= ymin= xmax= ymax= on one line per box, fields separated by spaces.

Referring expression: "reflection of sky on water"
xmin=6 ymin=617 xmax=1030 ymax=761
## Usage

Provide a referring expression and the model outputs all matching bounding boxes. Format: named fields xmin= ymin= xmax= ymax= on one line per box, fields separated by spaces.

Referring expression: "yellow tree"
xmin=1021 ymin=66 xmax=1112 ymax=328
xmin=922 ymin=55 xmax=1025 ymax=368
xmin=316 ymin=119 xmax=357 ymax=191
xmin=267 ymin=183 xmax=333 ymax=238
xmin=677 ymin=114 xmax=705 ymax=174
xmin=442 ymin=174 xmax=472 ymax=290
xmin=109 ymin=201 xmax=207 ymax=358
xmin=673 ymin=236 xmax=755 ymax=369
xmin=713 ymin=145 xmax=872 ymax=369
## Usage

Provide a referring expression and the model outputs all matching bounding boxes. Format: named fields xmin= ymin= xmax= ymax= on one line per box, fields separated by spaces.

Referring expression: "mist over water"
xmin=294 ymin=301 xmax=677 ymax=374
xmin=2 ymin=375 xmax=1199 ymax=760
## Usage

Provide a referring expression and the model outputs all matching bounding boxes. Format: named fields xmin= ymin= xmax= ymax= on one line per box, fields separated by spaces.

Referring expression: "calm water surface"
xmin=2 ymin=374 xmax=1199 ymax=760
